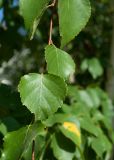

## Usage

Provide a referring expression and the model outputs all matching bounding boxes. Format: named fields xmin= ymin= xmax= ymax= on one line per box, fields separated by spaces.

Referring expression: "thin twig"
xmin=32 ymin=140 xmax=35 ymax=160
xmin=48 ymin=18 xmax=53 ymax=45
xmin=48 ymin=0 xmax=57 ymax=45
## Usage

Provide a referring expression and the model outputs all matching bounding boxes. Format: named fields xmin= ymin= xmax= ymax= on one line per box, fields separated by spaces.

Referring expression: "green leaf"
xmin=18 ymin=73 xmax=67 ymax=120
xmin=1 ymin=127 xmax=26 ymax=160
xmin=91 ymin=134 xmax=112 ymax=157
xmin=1 ymin=122 xmax=46 ymax=160
xmin=68 ymin=86 xmax=101 ymax=108
xmin=88 ymin=58 xmax=103 ymax=79
xmin=45 ymin=45 xmax=75 ymax=79
xmin=0 ymin=0 xmax=3 ymax=8
xmin=44 ymin=112 xmax=81 ymax=129
xmin=92 ymin=110 xmax=111 ymax=130
xmin=81 ymin=58 xmax=103 ymax=79
xmin=87 ymin=88 xmax=100 ymax=108
xmin=92 ymin=110 xmax=105 ymax=123
xmin=19 ymin=0 xmax=50 ymax=39
xmin=67 ymin=86 xmax=80 ymax=104
xmin=23 ymin=135 xmax=45 ymax=160
xmin=0 ymin=122 xmax=7 ymax=136
xmin=68 ymin=86 xmax=96 ymax=108
xmin=78 ymin=90 xmax=94 ymax=108
xmin=101 ymin=98 xmax=113 ymax=119
xmin=62 ymin=104 xmax=72 ymax=113
xmin=51 ymin=132 xmax=75 ymax=160
xmin=80 ymin=116 xmax=101 ymax=136
xmin=80 ymin=59 xmax=88 ymax=71
xmin=70 ymin=102 xmax=90 ymax=117
xmin=44 ymin=113 xmax=71 ymax=127
xmin=58 ymin=0 xmax=91 ymax=47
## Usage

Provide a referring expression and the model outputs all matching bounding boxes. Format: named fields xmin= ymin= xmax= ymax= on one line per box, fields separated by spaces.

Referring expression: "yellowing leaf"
xmin=63 ymin=122 xmax=80 ymax=138
xmin=60 ymin=121 xmax=81 ymax=146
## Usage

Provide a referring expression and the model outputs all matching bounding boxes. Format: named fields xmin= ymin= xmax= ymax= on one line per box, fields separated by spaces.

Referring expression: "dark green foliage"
xmin=0 ymin=0 xmax=114 ymax=160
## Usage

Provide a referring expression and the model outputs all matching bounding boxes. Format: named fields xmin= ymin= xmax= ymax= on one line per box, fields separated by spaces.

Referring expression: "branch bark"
xmin=106 ymin=2 xmax=114 ymax=159
xmin=106 ymin=16 xmax=114 ymax=100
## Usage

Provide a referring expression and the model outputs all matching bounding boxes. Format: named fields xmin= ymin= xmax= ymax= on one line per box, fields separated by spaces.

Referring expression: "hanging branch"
xmin=48 ymin=0 xmax=57 ymax=45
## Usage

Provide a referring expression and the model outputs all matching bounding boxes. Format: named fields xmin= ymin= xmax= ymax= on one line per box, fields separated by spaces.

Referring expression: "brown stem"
xmin=48 ymin=18 xmax=53 ymax=45
xmin=32 ymin=140 xmax=35 ymax=160
xmin=48 ymin=0 xmax=57 ymax=45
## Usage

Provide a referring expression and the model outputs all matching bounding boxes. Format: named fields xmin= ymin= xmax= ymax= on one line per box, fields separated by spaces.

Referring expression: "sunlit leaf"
xmin=88 ymin=58 xmax=103 ymax=79
xmin=45 ymin=45 xmax=75 ymax=79
xmin=58 ymin=0 xmax=91 ymax=47
xmin=81 ymin=58 xmax=103 ymax=79
xmin=18 ymin=73 xmax=67 ymax=120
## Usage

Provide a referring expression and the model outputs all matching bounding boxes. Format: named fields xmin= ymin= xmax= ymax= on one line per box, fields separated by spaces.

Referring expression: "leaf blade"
xmin=1 ymin=122 xmax=45 ymax=160
xmin=19 ymin=0 xmax=50 ymax=39
xmin=51 ymin=132 xmax=75 ymax=160
xmin=60 ymin=121 xmax=81 ymax=147
xmin=18 ymin=73 xmax=67 ymax=120
xmin=58 ymin=0 xmax=91 ymax=47
xmin=45 ymin=45 xmax=75 ymax=79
